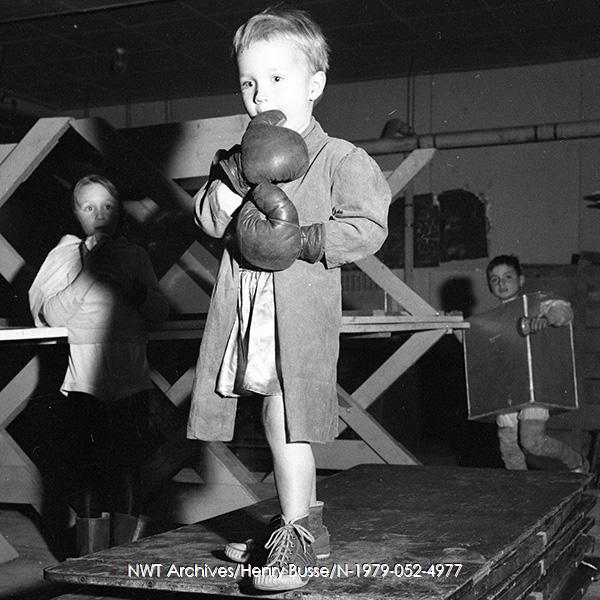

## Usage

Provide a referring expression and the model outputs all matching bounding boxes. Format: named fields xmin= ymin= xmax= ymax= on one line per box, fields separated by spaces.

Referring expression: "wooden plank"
xmin=472 ymin=507 xmax=592 ymax=599
xmin=70 ymin=117 xmax=194 ymax=215
xmin=149 ymin=366 xmax=257 ymax=487
xmin=0 ymin=143 xmax=16 ymax=164
xmin=199 ymin=442 xmax=259 ymax=486
xmin=351 ymin=329 xmax=446 ymax=409
xmin=386 ymin=148 xmax=437 ymax=198
xmin=0 ymin=326 xmax=67 ymax=343
xmin=0 ymin=233 xmax=27 ymax=284
xmin=312 ymin=439 xmax=384 ymax=470
xmin=533 ymin=537 xmax=592 ymax=600
xmin=119 ymin=114 xmax=249 ymax=180
xmin=343 ymin=314 xmax=466 ymax=325
xmin=163 ymin=368 xmax=194 ymax=408
xmin=147 ymin=315 xmax=466 ymax=340
xmin=337 ymin=385 xmax=420 ymax=464
xmin=0 ymin=356 xmax=40 ymax=428
xmin=356 ymin=254 xmax=439 ymax=315
xmin=0 ymin=533 xmax=19 ymax=565
xmin=0 ymin=431 xmax=44 ymax=508
xmin=150 ymin=367 xmax=194 ymax=408
xmin=139 ymin=427 xmax=199 ymax=499
xmin=1 ymin=314 xmax=465 ymax=344
xmin=44 ymin=465 xmax=593 ymax=599
xmin=175 ymin=241 xmax=219 ymax=288
xmin=0 ymin=117 xmax=71 ymax=209
xmin=157 ymin=261 xmax=212 ymax=313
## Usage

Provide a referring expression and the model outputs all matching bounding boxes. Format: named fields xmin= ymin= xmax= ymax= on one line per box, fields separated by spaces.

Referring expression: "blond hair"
xmin=233 ymin=6 xmax=329 ymax=74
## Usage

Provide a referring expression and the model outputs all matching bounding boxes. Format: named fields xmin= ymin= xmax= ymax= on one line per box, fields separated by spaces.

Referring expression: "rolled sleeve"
xmin=323 ymin=148 xmax=391 ymax=268
xmin=539 ymin=298 xmax=573 ymax=326
xmin=195 ymin=179 xmax=238 ymax=239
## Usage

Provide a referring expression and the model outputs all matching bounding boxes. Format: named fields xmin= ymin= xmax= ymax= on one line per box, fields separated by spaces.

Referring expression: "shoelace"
xmin=264 ymin=521 xmax=315 ymax=568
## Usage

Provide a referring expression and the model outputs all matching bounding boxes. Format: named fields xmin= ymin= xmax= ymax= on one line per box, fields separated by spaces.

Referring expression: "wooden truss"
xmin=0 ymin=115 xmax=467 ymax=561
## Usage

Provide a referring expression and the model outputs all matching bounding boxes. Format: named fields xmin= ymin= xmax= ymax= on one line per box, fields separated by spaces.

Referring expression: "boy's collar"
xmin=300 ymin=116 xmax=317 ymax=138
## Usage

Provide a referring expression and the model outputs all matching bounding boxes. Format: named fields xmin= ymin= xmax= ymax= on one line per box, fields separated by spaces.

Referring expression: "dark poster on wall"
xmin=375 ymin=189 xmax=488 ymax=269
xmin=439 ymin=189 xmax=488 ymax=263
xmin=376 ymin=193 xmax=441 ymax=268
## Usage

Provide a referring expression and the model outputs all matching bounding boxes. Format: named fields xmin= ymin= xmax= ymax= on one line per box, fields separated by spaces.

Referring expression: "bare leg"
xmin=262 ymin=394 xmax=314 ymax=521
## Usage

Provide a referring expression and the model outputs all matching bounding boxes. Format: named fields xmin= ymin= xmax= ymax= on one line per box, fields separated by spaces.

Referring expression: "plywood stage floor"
xmin=44 ymin=464 xmax=595 ymax=600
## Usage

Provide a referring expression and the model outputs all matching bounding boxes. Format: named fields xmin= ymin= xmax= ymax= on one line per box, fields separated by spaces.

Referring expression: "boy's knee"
xmin=497 ymin=426 xmax=518 ymax=442
xmin=519 ymin=419 xmax=546 ymax=454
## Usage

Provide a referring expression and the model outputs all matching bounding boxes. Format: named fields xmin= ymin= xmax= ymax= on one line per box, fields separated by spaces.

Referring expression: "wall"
xmin=55 ymin=57 xmax=600 ymax=266
xmin=43 ymin=56 xmax=600 ymax=313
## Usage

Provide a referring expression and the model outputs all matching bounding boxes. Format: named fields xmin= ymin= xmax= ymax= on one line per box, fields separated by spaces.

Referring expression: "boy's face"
xmin=487 ymin=264 xmax=524 ymax=301
xmin=73 ymin=182 xmax=119 ymax=238
xmin=237 ymin=37 xmax=325 ymax=133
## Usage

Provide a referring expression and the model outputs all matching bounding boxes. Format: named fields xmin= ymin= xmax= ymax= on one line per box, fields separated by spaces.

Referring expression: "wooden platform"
xmin=44 ymin=465 xmax=595 ymax=600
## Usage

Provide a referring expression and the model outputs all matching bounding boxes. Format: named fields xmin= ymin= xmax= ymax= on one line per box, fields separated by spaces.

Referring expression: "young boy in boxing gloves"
xmin=486 ymin=254 xmax=587 ymax=472
xmin=186 ymin=6 xmax=391 ymax=592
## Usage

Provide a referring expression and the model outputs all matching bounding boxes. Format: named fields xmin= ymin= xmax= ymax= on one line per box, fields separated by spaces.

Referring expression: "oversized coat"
xmin=186 ymin=118 xmax=391 ymax=443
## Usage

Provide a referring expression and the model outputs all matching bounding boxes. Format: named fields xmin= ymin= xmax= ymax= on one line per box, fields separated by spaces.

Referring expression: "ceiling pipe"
xmin=355 ymin=119 xmax=600 ymax=156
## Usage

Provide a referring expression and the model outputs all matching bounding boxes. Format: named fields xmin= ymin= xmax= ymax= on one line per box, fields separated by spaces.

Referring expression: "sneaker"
xmin=224 ymin=514 xmax=282 ymax=563
xmin=307 ymin=500 xmax=330 ymax=559
xmin=571 ymin=458 xmax=590 ymax=474
xmin=225 ymin=502 xmax=331 ymax=562
xmin=253 ymin=515 xmax=316 ymax=591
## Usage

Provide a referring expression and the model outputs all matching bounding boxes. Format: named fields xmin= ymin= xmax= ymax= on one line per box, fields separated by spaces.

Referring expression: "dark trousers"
xmin=62 ymin=391 xmax=154 ymax=517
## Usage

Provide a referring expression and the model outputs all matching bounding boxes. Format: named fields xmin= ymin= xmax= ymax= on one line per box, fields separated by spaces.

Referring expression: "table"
xmin=0 ymin=314 xmax=468 ymax=562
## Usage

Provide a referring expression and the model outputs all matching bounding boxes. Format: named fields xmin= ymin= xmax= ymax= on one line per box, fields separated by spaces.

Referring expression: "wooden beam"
xmin=0 ymin=356 xmax=40 ymax=429
xmin=150 ymin=364 xmax=258 ymax=486
xmin=352 ymin=329 xmax=447 ymax=409
xmin=120 ymin=114 xmax=249 ymax=180
xmin=0 ymin=234 xmax=26 ymax=284
xmin=386 ymin=148 xmax=436 ymax=198
xmin=140 ymin=428 xmax=198 ymax=499
xmin=196 ymin=442 xmax=259 ymax=486
xmin=0 ymin=431 xmax=44 ymax=509
xmin=0 ymin=117 xmax=71 ymax=209
xmin=150 ymin=367 xmax=194 ymax=408
xmin=312 ymin=440 xmax=384 ymax=470
xmin=0 ymin=143 xmax=16 ymax=164
xmin=175 ymin=241 xmax=219 ymax=289
xmin=0 ymin=534 xmax=18 ymax=564
xmin=336 ymin=385 xmax=420 ymax=465
xmin=70 ymin=117 xmax=194 ymax=215
xmin=356 ymin=254 xmax=438 ymax=315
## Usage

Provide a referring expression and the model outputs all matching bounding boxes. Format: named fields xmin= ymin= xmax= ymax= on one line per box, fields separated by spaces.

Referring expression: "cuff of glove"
xmin=299 ymin=223 xmax=325 ymax=263
xmin=215 ymin=149 xmax=250 ymax=198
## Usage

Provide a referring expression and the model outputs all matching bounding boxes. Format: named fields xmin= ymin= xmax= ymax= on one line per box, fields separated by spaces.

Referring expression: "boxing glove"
xmin=215 ymin=112 xmax=286 ymax=197
xmin=298 ymin=222 xmax=325 ymax=264
xmin=237 ymin=184 xmax=326 ymax=270
xmin=237 ymin=182 xmax=301 ymax=271
xmin=216 ymin=147 xmax=249 ymax=198
xmin=241 ymin=110 xmax=309 ymax=185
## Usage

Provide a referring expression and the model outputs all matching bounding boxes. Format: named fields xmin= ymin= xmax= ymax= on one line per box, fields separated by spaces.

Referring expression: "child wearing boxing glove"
xmin=29 ymin=174 xmax=169 ymax=554
xmin=186 ymin=6 xmax=391 ymax=591
xmin=486 ymin=254 xmax=587 ymax=472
